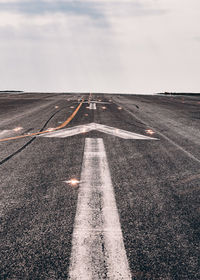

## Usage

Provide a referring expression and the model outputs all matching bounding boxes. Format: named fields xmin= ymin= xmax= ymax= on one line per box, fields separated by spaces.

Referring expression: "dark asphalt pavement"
xmin=0 ymin=92 xmax=199 ymax=279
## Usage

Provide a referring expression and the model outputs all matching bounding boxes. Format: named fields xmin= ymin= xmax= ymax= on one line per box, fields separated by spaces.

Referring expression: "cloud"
xmin=0 ymin=0 xmax=169 ymax=40
xmin=0 ymin=0 xmax=199 ymax=93
xmin=0 ymin=0 xmax=168 ymax=19
xmin=0 ymin=1 xmax=103 ymax=19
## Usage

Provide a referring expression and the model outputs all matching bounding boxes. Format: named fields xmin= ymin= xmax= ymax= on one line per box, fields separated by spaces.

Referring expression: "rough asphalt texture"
xmin=0 ymin=92 xmax=199 ymax=279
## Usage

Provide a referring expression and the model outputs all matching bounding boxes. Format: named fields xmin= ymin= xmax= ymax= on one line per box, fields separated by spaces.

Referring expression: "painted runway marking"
xmin=0 ymin=130 xmax=14 ymax=139
xmin=0 ymin=129 xmax=23 ymax=139
xmin=68 ymin=138 xmax=131 ymax=279
xmin=40 ymin=122 xmax=158 ymax=140
xmin=83 ymin=101 xmax=109 ymax=104
xmin=89 ymin=103 xmax=97 ymax=110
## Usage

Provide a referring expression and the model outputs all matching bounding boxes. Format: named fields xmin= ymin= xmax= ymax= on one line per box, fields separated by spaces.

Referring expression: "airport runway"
xmin=0 ymin=92 xmax=199 ymax=279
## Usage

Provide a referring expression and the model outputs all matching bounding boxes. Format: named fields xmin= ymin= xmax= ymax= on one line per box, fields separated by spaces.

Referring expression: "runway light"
xmin=145 ymin=129 xmax=155 ymax=135
xmin=102 ymin=106 xmax=107 ymax=110
xmin=85 ymin=114 xmax=89 ymax=116
xmin=118 ymin=107 xmax=122 ymax=110
xmin=13 ymin=127 xmax=23 ymax=132
xmin=64 ymin=179 xmax=80 ymax=186
xmin=70 ymin=106 xmax=75 ymax=109
xmin=55 ymin=105 xmax=59 ymax=109
xmin=47 ymin=128 xmax=55 ymax=132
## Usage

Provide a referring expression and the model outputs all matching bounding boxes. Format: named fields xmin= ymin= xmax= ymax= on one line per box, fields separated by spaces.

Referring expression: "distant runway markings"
xmin=89 ymin=103 xmax=96 ymax=110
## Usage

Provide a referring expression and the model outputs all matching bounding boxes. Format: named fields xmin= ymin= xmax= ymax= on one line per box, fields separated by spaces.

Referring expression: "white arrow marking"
xmin=39 ymin=123 xmax=158 ymax=140
xmin=0 ymin=128 xmax=23 ymax=139
xmin=68 ymin=138 xmax=132 ymax=279
xmin=83 ymin=101 xmax=109 ymax=104
xmin=0 ymin=130 xmax=14 ymax=139
xmin=89 ymin=103 xmax=96 ymax=110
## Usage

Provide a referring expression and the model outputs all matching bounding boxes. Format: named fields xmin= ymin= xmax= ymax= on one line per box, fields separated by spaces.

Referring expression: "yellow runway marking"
xmin=0 ymin=99 xmax=84 ymax=143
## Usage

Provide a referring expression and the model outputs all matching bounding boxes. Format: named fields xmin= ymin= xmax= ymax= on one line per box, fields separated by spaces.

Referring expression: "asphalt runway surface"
xmin=0 ymin=92 xmax=199 ymax=279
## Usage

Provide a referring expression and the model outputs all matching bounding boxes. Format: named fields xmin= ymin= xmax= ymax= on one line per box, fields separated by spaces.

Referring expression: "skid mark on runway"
xmin=113 ymin=100 xmax=200 ymax=165
xmin=0 ymin=99 xmax=84 ymax=142
xmin=0 ymin=109 xmax=61 ymax=165
xmin=68 ymin=138 xmax=131 ymax=280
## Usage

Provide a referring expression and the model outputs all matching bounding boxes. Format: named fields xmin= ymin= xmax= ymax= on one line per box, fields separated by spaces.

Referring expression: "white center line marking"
xmin=68 ymin=138 xmax=131 ymax=280
xmin=89 ymin=103 xmax=97 ymax=110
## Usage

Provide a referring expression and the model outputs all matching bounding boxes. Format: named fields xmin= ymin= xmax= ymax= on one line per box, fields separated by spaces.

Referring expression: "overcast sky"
xmin=0 ymin=0 xmax=200 ymax=93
